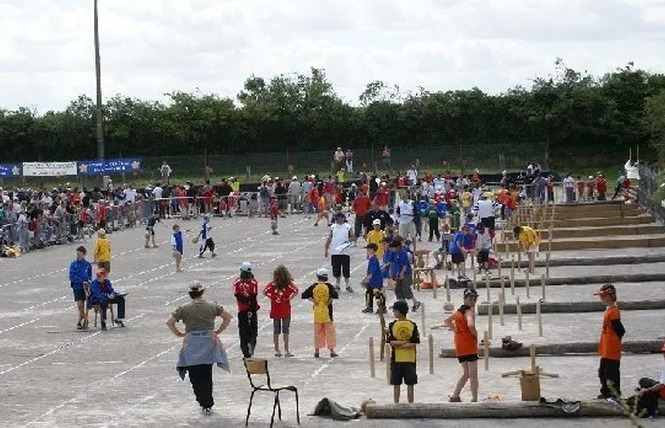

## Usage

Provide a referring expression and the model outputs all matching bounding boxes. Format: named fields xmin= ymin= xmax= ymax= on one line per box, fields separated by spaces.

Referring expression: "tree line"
xmin=2 ymin=60 xmax=665 ymax=168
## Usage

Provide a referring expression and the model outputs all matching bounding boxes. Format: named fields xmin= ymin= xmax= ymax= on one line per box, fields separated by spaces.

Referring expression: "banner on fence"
xmin=22 ymin=162 xmax=78 ymax=177
xmin=77 ymin=158 xmax=142 ymax=175
xmin=0 ymin=164 xmax=21 ymax=178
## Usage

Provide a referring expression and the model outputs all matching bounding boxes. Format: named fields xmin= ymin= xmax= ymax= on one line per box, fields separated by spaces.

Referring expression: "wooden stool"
xmin=412 ymin=250 xmax=430 ymax=269
xmin=413 ymin=267 xmax=436 ymax=291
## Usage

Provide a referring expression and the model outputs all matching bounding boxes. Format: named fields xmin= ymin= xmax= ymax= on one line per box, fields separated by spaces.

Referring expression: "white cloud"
xmin=0 ymin=0 xmax=664 ymax=112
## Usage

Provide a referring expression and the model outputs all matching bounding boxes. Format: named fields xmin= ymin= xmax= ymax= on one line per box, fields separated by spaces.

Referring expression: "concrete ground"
xmin=0 ymin=215 xmax=662 ymax=428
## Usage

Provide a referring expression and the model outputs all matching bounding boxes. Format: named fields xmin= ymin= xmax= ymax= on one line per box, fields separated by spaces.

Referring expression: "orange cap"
xmin=594 ymin=284 xmax=616 ymax=296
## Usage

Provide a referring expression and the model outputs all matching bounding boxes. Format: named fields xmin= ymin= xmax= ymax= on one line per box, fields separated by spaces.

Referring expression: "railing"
xmin=638 ymin=164 xmax=665 ymax=225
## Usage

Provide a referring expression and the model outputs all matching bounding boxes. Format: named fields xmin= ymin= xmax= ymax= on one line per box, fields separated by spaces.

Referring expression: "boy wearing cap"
xmin=88 ymin=268 xmax=126 ymax=331
xmin=389 ymin=239 xmax=421 ymax=312
xmin=634 ymin=343 xmax=665 ymax=418
xmin=233 ymin=262 xmax=260 ymax=358
xmin=366 ymin=219 xmax=386 ymax=259
xmin=387 ymin=300 xmax=420 ymax=403
xmin=595 ymin=284 xmax=625 ymax=399
xmin=93 ymin=229 xmax=111 ymax=273
xmin=362 ymin=243 xmax=386 ymax=314
xmin=301 ymin=268 xmax=339 ymax=358
xmin=69 ymin=246 xmax=92 ymax=329
xmin=144 ymin=213 xmax=160 ymax=249
xmin=437 ymin=288 xmax=479 ymax=402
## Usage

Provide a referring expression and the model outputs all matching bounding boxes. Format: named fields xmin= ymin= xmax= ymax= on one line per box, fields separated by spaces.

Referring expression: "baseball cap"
xmin=463 ymin=288 xmax=479 ymax=299
xmin=316 ymin=267 xmax=329 ymax=278
xmin=98 ymin=229 xmax=106 ymax=237
xmin=391 ymin=300 xmax=409 ymax=315
xmin=364 ymin=243 xmax=378 ymax=251
xmin=292 ymin=176 xmax=297 ymax=180
xmin=594 ymin=284 xmax=616 ymax=297
xmin=96 ymin=268 xmax=107 ymax=278
xmin=240 ymin=262 xmax=252 ymax=272
xmin=372 ymin=219 xmax=381 ymax=226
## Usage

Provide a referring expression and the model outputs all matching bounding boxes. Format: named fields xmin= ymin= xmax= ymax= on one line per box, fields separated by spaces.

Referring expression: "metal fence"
xmin=638 ymin=163 xmax=665 ymax=224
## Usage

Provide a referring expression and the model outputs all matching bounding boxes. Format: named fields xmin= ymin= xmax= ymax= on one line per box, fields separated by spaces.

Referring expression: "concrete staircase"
xmin=500 ymin=201 xmax=665 ymax=252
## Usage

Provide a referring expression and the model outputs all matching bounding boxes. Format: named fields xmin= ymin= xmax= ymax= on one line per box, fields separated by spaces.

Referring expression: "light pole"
xmin=94 ymin=0 xmax=104 ymax=160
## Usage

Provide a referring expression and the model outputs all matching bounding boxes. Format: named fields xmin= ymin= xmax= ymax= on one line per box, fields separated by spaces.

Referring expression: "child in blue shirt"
xmin=171 ymin=224 xmax=184 ymax=272
xmin=450 ymin=226 xmax=470 ymax=279
xmin=389 ymin=240 xmax=421 ymax=312
xmin=362 ymin=243 xmax=386 ymax=314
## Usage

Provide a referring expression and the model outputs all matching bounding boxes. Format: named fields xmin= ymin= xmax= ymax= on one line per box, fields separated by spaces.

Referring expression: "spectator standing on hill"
xmin=382 ymin=146 xmax=391 ymax=170
xmin=563 ymin=173 xmax=575 ymax=203
xmin=345 ymin=148 xmax=354 ymax=173
xmin=160 ymin=161 xmax=172 ymax=185
xmin=596 ymin=173 xmax=608 ymax=201
xmin=333 ymin=147 xmax=345 ymax=170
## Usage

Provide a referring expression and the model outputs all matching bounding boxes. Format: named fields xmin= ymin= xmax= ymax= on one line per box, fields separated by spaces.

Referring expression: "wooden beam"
xmin=439 ymin=340 xmax=665 ymax=358
xmin=477 ymin=299 xmax=665 ymax=315
xmin=365 ymin=401 xmax=665 ymax=419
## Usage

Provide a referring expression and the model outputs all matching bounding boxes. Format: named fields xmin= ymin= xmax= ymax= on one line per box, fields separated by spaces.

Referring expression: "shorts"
xmin=395 ymin=276 xmax=414 ymax=300
xmin=331 ymin=254 xmax=350 ymax=278
xmin=477 ymin=249 xmax=489 ymax=264
xmin=526 ymin=245 xmax=539 ymax=254
xmin=273 ymin=318 xmax=291 ymax=335
xmin=457 ymin=354 xmax=479 ymax=363
xmin=451 ymin=252 xmax=465 ymax=264
xmin=390 ymin=362 xmax=418 ymax=386
xmin=97 ymin=261 xmax=111 ymax=273
xmin=72 ymin=288 xmax=86 ymax=302
xmin=480 ymin=216 xmax=495 ymax=230
xmin=398 ymin=221 xmax=417 ymax=240
xmin=145 ymin=226 xmax=155 ymax=236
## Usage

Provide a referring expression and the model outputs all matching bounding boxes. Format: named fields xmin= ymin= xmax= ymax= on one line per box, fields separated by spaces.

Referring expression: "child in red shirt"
xmin=269 ymin=197 xmax=280 ymax=235
xmin=576 ymin=176 xmax=586 ymax=202
xmin=263 ymin=265 xmax=299 ymax=357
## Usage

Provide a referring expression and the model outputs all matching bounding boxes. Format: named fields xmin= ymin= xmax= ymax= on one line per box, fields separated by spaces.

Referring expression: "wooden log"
xmin=516 ymin=297 xmax=522 ymax=331
xmin=540 ymin=274 xmax=546 ymax=301
xmin=365 ymin=400 xmax=658 ymax=419
xmin=499 ymin=291 xmax=505 ymax=326
xmin=432 ymin=270 xmax=437 ymax=300
xmin=445 ymin=274 xmax=451 ymax=302
xmin=439 ymin=340 xmax=665 ymax=358
xmin=420 ymin=302 xmax=426 ymax=333
xmin=510 ymin=257 xmax=515 ymax=295
xmin=428 ymin=334 xmax=434 ymax=375
xmin=545 ymin=253 xmax=550 ymax=279
xmin=385 ymin=344 xmax=391 ymax=384
xmin=488 ymin=301 xmax=493 ymax=340
xmin=483 ymin=331 xmax=490 ymax=371
xmin=477 ymin=299 xmax=665 ymax=315
xmin=369 ymin=337 xmax=375 ymax=378
xmin=536 ymin=301 xmax=543 ymax=337
xmin=525 ymin=271 xmax=530 ymax=298
xmin=485 ymin=271 xmax=491 ymax=302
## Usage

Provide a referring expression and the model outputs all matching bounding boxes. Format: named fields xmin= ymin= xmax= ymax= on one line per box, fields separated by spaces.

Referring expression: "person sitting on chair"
xmin=88 ymin=268 xmax=126 ymax=331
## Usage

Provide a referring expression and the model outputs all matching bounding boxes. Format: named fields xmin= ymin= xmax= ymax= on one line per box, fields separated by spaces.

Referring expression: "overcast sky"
xmin=1 ymin=0 xmax=664 ymax=112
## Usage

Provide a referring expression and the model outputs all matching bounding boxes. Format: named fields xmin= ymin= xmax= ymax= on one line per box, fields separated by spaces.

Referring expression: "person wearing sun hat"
xmin=88 ymin=268 xmax=126 ymax=331
xmin=167 ymin=282 xmax=233 ymax=417
xmin=93 ymin=229 xmax=111 ymax=273
xmin=595 ymin=284 xmax=625 ymax=399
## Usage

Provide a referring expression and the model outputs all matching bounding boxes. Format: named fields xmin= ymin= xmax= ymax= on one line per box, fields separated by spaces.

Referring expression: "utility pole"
xmin=94 ymin=0 xmax=104 ymax=160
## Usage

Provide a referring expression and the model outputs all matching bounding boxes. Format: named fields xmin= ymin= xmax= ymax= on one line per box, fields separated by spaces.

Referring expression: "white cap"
xmin=292 ymin=176 xmax=297 ymax=180
xmin=316 ymin=267 xmax=329 ymax=278
xmin=240 ymin=262 xmax=252 ymax=272
xmin=372 ymin=219 xmax=381 ymax=226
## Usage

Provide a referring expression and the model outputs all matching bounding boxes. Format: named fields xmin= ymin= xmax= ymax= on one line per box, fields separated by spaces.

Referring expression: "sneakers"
xmin=76 ymin=321 xmax=83 ymax=330
xmin=314 ymin=351 xmax=320 ymax=359
xmin=284 ymin=352 xmax=295 ymax=358
xmin=449 ymin=396 xmax=462 ymax=403
xmin=274 ymin=352 xmax=282 ymax=358
xmin=115 ymin=319 xmax=125 ymax=328
xmin=361 ymin=307 xmax=374 ymax=314
xmin=101 ymin=322 xmax=108 ymax=331
xmin=346 ymin=286 xmax=354 ymax=293
xmin=330 ymin=351 xmax=339 ymax=358
xmin=144 ymin=244 xmax=150 ymax=249
xmin=412 ymin=302 xmax=422 ymax=312
xmin=198 ymin=255 xmax=204 ymax=259
xmin=201 ymin=407 xmax=213 ymax=416
xmin=211 ymin=252 xmax=217 ymax=258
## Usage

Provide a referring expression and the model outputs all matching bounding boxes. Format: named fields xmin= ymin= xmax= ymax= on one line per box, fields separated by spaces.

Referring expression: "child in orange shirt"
xmin=595 ymin=284 xmax=625 ymax=399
